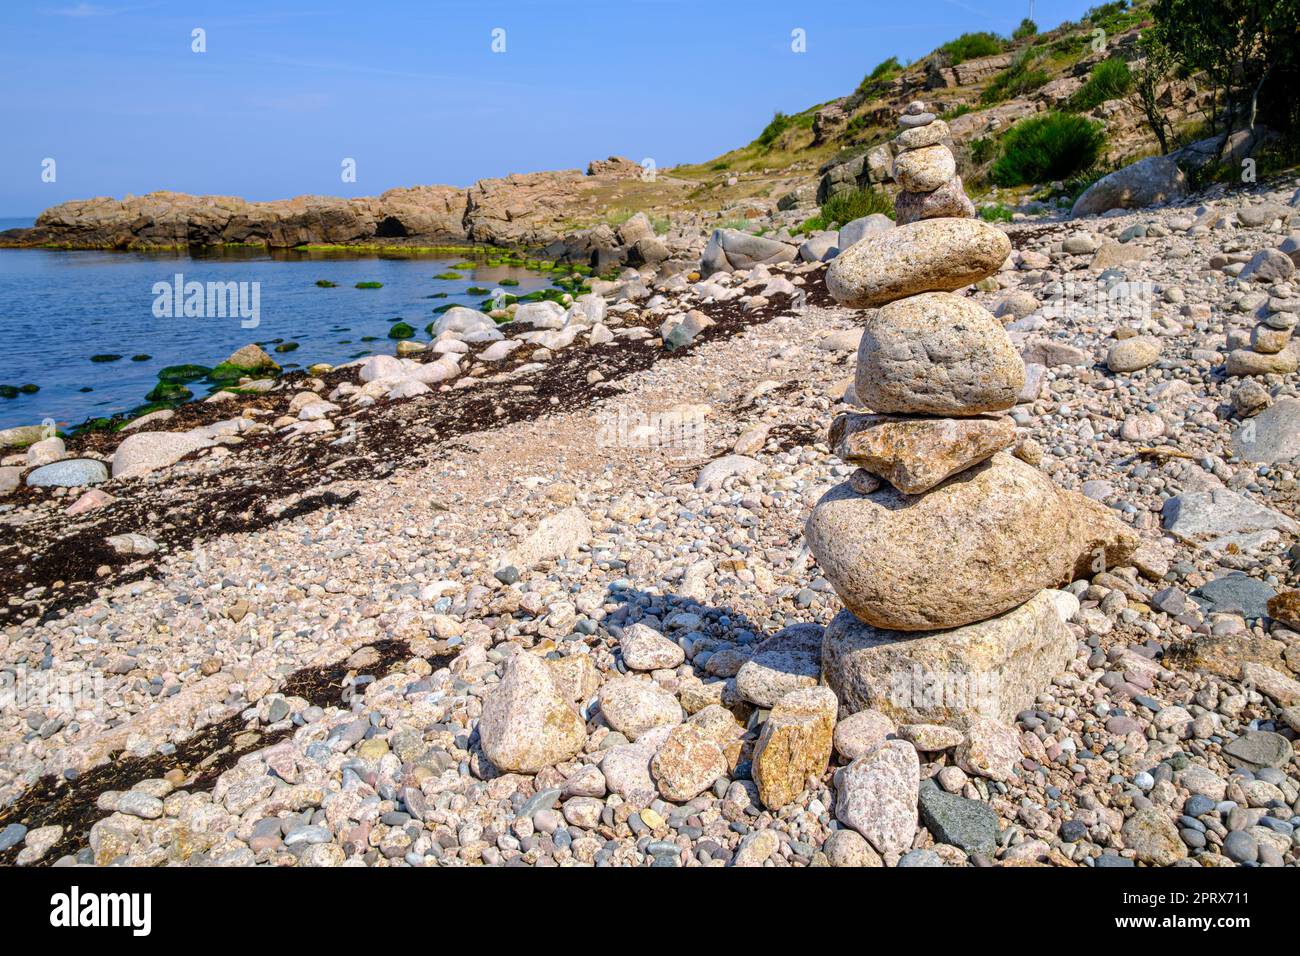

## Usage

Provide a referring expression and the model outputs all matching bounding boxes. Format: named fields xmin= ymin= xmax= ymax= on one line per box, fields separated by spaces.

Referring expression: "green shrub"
xmin=857 ymin=56 xmax=902 ymax=94
xmin=991 ymin=112 xmax=1105 ymax=186
xmin=979 ymin=204 xmax=1015 ymax=222
xmin=757 ymin=111 xmax=795 ymax=148
xmin=1013 ymin=18 xmax=1038 ymax=40
xmin=797 ymin=187 xmax=894 ymax=232
xmin=940 ymin=32 xmax=1004 ymax=65
xmin=981 ymin=50 xmax=1050 ymax=104
xmin=1071 ymin=57 xmax=1133 ymax=111
xmin=969 ymin=137 xmax=997 ymax=165
xmin=1084 ymin=1 xmax=1143 ymax=35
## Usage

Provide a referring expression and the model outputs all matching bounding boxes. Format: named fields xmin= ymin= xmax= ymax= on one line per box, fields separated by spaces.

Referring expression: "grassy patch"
xmin=991 ymin=112 xmax=1105 ymax=186
xmin=941 ymin=32 xmax=1004 ymax=65
xmin=796 ymin=187 xmax=894 ymax=233
xmin=979 ymin=203 xmax=1015 ymax=222
xmin=1070 ymin=57 xmax=1133 ymax=111
xmin=981 ymin=49 xmax=1050 ymax=105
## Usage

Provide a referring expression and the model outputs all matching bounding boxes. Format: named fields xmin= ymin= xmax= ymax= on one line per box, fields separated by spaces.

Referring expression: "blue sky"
xmin=0 ymin=0 xmax=1102 ymax=215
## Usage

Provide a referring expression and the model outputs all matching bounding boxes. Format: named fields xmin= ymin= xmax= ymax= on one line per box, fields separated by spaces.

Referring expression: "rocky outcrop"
xmin=4 ymin=157 xmax=684 ymax=256
xmin=18 ymin=187 xmax=467 ymax=250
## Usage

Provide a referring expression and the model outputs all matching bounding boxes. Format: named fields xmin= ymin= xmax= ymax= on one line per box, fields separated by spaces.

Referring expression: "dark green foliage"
xmin=388 ymin=322 xmax=415 ymax=339
xmin=757 ymin=111 xmax=795 ymax=148
xmin=1071 ymin=57 xmax=1133 ymax=111
xmin=90 ymin=354 xmax=122 ymax=363
xmin=991 ymin=112 xmax=1105 ymax=186
xmin=981 ymin=49 xmax=1050 ymax=104
xmin=969 ymin=137 xmax=996 ymax=166
xmin=1013 ymin=18 xmax=1038 ymax=40
xmin=315 ymin=279 xmax=338 ymax=287
xmin=1152 ymin=0 xmax=1300 ymax=135
xmin=354 ymin=281 xmax=382 ymax=289
xmin=940 ymin=32 xmax=1004 ymax=65
xmin=1085 ymin=1 xmax=1144 ymax=35
xmin=797 ymin=187 xmax=894 ymax=233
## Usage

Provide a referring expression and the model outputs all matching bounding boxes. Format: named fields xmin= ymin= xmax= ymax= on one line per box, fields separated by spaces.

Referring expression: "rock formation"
xmin=811 ymin=102 xmax=1137 ymax=724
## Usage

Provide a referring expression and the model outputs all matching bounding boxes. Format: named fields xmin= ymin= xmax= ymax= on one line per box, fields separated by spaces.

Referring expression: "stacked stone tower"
xmin=807 ymin=103 xmax=1137 ymax=726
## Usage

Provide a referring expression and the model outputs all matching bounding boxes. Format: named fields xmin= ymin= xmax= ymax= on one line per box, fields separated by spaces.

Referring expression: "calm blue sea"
xmin=0 ymin=246 xmax=550 ymax=430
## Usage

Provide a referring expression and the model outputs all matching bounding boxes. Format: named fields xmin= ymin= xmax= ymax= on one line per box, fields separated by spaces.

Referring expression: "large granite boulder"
xmin=1071 ymin=155 xmax=1187 ymax=218
xmin=805 ymin=453 xmax=1139 ymax=631
xmin=478 ymin=652 xmax=586 ymax=773
xmin=701 ymin=229 xmax=797 ymax=275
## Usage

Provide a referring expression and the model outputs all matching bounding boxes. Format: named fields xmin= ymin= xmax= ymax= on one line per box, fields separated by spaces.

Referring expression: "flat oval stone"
xmin=826 ymin=218 xmax=1012 ymax=309
xmin=855 ymin=292 xmax=1025 ymax=415
xmin=25 ymin=458 xmax=108 ymax=488
xmin=895 ymin=119 xmax=951 ymax=150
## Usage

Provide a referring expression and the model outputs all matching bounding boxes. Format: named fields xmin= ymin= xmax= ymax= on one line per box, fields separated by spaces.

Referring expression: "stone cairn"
xmin=808 ymin=102 xmax=1139 ymax=727
xmin=1226 ymin=289 xmax=1298 ymax=377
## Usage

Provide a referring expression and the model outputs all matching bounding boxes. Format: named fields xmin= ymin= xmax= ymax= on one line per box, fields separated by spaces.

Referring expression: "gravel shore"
xmin=2 ymin=177 xmax=1299 ymax=868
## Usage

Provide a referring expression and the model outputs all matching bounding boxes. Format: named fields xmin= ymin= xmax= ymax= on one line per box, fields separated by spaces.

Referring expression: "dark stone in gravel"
xmin=1222 ymin=731 xmax=1293 ymax=771
xmin=1094 ymin=854 xmax=1136 ymax=867
xmin=0 ymin=823 xmax=27 ymax=852
xmin=1192 ymin=572 xmax=1276 ymax=620
xmin=1223 ymin=830 xmax=1258 ymax=864
xmin=918 ymin=784 xmax=999 ymax=856
xmin=1183 ymin=794 xmax=1214 ymax=817
xmin=1060 ymin=820 xmax=1088 ymax=842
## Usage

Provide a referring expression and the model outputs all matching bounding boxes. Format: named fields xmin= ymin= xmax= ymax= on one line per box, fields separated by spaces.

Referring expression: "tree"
xmin=1013 ymin=18 xmax=1038 ymax=40
xmin=1130 ymin=32 xmax=1175 ymax=154
xmin=1151 ymin=0 xmax=1300 ymax=138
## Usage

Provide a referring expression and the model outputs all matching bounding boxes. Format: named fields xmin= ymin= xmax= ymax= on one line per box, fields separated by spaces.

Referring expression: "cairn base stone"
xmin=805 ymin=453 xmax=1138 ymax=631
xmin=821 ymin=590 xmax=1073 ymax=725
